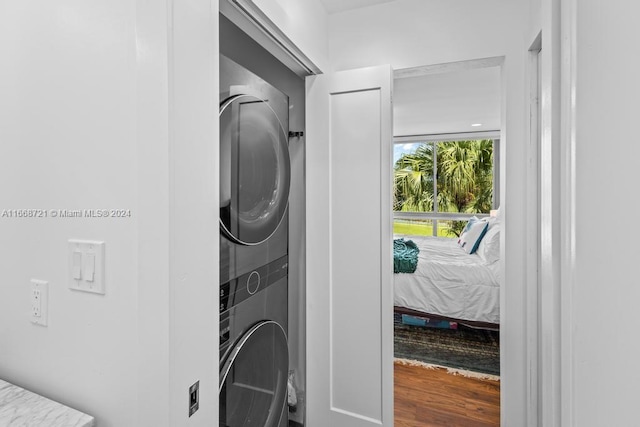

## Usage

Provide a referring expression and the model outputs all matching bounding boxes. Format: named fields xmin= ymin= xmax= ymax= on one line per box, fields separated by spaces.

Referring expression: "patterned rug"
xmin=394 ymin=314 xmax=500 ymax=376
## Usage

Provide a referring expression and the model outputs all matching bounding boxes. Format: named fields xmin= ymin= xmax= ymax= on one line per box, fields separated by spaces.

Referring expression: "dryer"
xmin=218 ymin=54 xmax=290 ymax=427
xmin=219 ymin=54 xmax=290 ymax=283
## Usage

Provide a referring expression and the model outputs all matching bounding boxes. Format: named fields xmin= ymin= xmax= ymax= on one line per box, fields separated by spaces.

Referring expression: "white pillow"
xmin=477 ymin=224 xmax=500 ymax=264
xmin=460 ymin=216 xmax=479 ymax=235
xmin=458 ymin=219 xmax=489 ymax=254
xmin=457 ymin=217 xmax=478 ymax=250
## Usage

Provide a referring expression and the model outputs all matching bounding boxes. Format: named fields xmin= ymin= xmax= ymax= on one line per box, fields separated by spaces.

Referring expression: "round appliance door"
xmin=220 ymin=94 xmax=290 ymax=246
xmin=219 ymin=321 xmax=289 ymax=427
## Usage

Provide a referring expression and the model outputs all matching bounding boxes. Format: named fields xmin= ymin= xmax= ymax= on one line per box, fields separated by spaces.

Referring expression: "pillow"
xmin=460 ymin=216 xmax=479 ymax=235
xmin=457 ymin=219 xmax=489 ymax=254
xmin=457 ymin=216 xmax=478 ymax=251
xmin=477 ymin=224 xmax=500 ymax=264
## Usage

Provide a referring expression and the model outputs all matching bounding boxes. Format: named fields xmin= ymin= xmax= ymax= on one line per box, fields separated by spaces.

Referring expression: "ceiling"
xmin=393 ymin=66 xmax=501 ymax=137
xmin=319 ymin=0 xmax=397 ymax=14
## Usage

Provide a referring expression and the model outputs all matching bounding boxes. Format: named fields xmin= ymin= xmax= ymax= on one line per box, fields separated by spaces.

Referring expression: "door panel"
xmin=306 ymin=65 xmax=393 ymax=427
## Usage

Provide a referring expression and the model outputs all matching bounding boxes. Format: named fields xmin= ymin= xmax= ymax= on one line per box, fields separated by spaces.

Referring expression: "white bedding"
xmin=394 ymin=235 xmax=500 ymax=324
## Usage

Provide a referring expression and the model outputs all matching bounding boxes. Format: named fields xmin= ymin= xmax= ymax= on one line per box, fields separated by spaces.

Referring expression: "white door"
xmin=305 ymin=65 xmax=394 ymax=427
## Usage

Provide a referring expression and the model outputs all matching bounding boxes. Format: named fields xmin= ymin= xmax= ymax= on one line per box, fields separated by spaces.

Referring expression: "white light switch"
xmin=30 ymin=279 xmax=48 ymax=326
xmin=72 ymin=250 xmax=82 ymax=280
xmin=84 ymin=253 xmax=95 ymax=282
xmin=68 ymin=240 xmax=105 ymax=294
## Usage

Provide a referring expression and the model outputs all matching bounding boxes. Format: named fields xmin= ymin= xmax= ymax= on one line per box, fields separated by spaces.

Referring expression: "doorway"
xmin=392 ymin=59 xmax=503 ymax=426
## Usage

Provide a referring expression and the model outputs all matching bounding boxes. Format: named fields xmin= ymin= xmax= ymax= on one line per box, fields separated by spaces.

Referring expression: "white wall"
xmin=329 ymin=0 xmax=525 ymax=72
xmin=0 ymin=1 xmax=138 ymax=425
xmin=328 ymin=1 xmax=532 ymax=424
xmin=393 ymin=67 xmax=502 ymax=136
xmin=0 ymin=0 xmax=219 ymax=425
xmin=528 ymin=0 xmax=542 ymax=46
xmin=572 ymin=1 xmax=640 ymax=425
xmin=136 ymin=0 xmax=171 ymax=423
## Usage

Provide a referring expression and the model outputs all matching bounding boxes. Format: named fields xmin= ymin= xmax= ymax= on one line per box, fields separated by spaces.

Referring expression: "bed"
xmin=393 ymin=223 xmax=500 ymax=330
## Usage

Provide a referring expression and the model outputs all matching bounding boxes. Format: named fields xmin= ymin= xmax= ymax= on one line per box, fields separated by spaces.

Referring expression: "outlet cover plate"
xmin=30 ymin=279 xmax=48 ymax=326
xmin=68 ymin=240 xmax=105 ymax=294
xmin=189 ymin=381 xmax=199 ymax=417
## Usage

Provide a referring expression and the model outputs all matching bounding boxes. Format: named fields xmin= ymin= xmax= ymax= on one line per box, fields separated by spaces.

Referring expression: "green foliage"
xmin=448 ymin=220 xmax=468 ymax=238
xmin=393 ymin=144 xmax=434 ymax=212
xmin=394 ymin=140 xmax=494 ymax=233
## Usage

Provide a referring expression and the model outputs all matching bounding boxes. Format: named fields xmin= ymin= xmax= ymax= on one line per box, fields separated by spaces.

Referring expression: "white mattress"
xmin=394 ymin=235 xmax=500 ymax=324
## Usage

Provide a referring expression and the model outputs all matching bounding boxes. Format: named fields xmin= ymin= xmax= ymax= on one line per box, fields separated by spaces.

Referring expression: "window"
xmin=393 ymin=135 xmax=499 ymax=238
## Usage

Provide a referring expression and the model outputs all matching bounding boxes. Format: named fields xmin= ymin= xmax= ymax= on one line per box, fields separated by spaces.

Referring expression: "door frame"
xmin=218 ymin=3 xmax=573 ymax=426
xmin=530 ymin=0 xmax=577 ymax=424
xmin=558 ymin=0 xmax=577 ymax=424
xmin=526 ymin=33 xmax=542 ymax=427
xmin=394 ymin=57 xmax=536 ymax=427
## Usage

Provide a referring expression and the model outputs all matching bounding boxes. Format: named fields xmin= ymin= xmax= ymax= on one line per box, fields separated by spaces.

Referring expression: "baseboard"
xmin=394 ymin=357 xmax=501 ymax=381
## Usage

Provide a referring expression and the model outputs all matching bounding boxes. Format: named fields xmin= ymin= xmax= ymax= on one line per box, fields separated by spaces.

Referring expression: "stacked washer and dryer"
xmin=218 ymin=54 xmax=291 ymax=427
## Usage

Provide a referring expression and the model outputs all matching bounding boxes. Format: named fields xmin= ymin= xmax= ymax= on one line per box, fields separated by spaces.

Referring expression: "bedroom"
xmin=391 ymin=60 xmax=502 ymax=424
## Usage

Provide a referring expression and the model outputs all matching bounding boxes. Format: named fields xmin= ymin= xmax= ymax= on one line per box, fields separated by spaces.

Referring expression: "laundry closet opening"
xmin=391 ymin=61 xmax=503 ymax=426
xmin=218 ymin=13 xmax=307 ymax=427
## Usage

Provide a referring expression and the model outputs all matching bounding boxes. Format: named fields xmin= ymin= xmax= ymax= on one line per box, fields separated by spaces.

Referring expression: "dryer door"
xmin=219 ymin=320 xmax=289 ymax=427
xmin=220 ymin=94 xmax=291 ymax=246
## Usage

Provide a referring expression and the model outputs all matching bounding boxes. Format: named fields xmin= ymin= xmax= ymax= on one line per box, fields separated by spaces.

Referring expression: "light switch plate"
xmin=30 ymin=279 xmax=48 ymax=326
xmin=68 ymin=240 xmax=105 ymax=294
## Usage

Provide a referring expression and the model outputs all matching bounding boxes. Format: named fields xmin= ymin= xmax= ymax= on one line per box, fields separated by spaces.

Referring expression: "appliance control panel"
xmin=219 ymin=255 xmax=287 ymax=314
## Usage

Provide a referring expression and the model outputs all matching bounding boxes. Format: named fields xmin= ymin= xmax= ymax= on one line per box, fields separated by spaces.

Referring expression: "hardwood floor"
xmin=395 ymin=361 xmax=500 ymax=427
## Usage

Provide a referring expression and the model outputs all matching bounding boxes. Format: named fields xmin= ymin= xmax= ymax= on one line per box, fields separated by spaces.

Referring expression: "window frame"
xmin=393 ymin=131 xmax=500 ymax=237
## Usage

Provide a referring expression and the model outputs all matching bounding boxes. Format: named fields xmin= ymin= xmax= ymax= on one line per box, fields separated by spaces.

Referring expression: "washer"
xmin=219 ymin=256 xmax=289 ymax=427
xmin=218 ymin=54 xmax=290 ymax=427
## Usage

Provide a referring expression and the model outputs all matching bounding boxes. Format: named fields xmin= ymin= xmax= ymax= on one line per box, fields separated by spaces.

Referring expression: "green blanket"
xmin=394 ymin=238 xmax=419 ymax=273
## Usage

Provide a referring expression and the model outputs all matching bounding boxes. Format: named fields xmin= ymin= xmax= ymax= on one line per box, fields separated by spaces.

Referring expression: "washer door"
xmin=219 ymin=320 xmax=288 ymax=427
xmin=220 ymin=94 xmax=290 ymax=246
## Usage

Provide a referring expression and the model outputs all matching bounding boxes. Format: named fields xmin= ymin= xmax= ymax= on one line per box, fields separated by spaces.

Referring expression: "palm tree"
xmin=393 ymin=144 xmax=434 ymax=212
xmin=394 ymin=139 xmax=494 ymax=236
xmin=437 ymin=139 xmax=493 ymax=214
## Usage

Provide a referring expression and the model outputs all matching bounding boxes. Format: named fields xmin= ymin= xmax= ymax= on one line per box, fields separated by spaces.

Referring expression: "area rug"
xmin=394 ymin=314 xmax=500 ymax=376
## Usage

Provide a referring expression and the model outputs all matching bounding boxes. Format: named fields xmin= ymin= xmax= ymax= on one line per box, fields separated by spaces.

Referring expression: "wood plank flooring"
xmin=395 ymin=361 xmax=500 ymax=427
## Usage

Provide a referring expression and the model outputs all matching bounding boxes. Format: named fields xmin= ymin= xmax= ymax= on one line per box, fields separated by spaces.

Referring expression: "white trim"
xmin=525 ymin=35 xmax=541 ymax=427
xmin=394 ymin=211 xmax=488 ymax=221
xmin=560 ymin=0 xmax=577 ymax=424
xmin=165 ymin=0 xmax=220 ymax=424
xmin=221 ymin=0 xmax=322 ymax=75
xmin=533 ymin=0 xmax=575 ymax=426
xmin=539 ymin=4 xmax=560 ymax=424
xmin=534 ymin=0 xmax=576 ymax=425
xmin=394 ymin=130 xmax=500 ymax=142
xmin=394 ymin=56 xmax=504 ymax=79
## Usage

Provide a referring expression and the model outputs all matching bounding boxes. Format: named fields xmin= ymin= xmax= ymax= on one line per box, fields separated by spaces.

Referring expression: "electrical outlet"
xmin=32 ymin=289 xmax=41 ymax=317
xmin=188 ymin=381 xmax=199 ymax=417
xmin=30 ymin=279 xmax=48 ymax=326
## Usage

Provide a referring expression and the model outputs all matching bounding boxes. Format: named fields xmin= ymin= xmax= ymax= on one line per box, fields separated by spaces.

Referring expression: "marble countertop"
xmin=0 ymin=380 xmax=95 ymax=427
